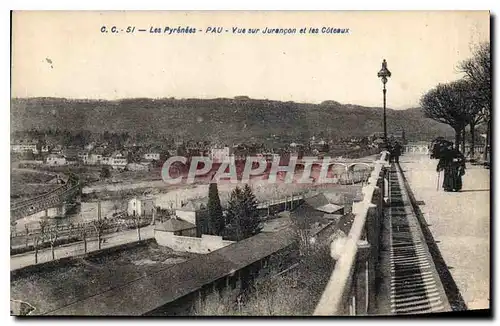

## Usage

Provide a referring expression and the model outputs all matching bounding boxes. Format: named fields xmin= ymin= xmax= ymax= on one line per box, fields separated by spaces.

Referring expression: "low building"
xmin=47 ymin=227 xmax=298 ymax=316
xmin=66 ymin=157 xmax=78 ymax=165
xmin=11 ymin=141 xmax=38 ymax=154
xmin=111 ymin=157 xmax=128 ymax=170
xmin=78 ymin=151 xmax=89 ymax=163
xmin=63 ymin=147 xmax=81 ymax=160
xmin=290 ymin=193 xmax=345 ymax=228
xmin=87 ymin=153 xmax=103 ymax=165
xmin=46 ymin=154 xmax=67 ymax=166
xmin=51 ymin=145 xmax=63 ymax=155
xmin=155 ymin=218 xmax=197 ymax=237
xmin=175 ymin=199 xmax=211 ymax=236
xmin=127 ymin=196 xmax=155 ymax=217
xmin=143 ymin=153 xmax=160 ymax=161
xmin=155 ymin=222 xmax=234 ymax=254
xmin=108 ymin=152 xmax=128 ymax=170
xmin=209 ymin=146 xmax=233 ymax=164
xmin=127 ymin=162 xmax=150 ymax=171
xmin=101 ymin=156 xmax=112 ymax=165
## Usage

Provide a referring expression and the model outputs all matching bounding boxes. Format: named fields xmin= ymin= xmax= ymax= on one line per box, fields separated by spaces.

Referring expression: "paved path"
xmin=11 ymin=225 xmax=155 ymax=271
xmin=399 ymin=153 xmax=490 ymax=310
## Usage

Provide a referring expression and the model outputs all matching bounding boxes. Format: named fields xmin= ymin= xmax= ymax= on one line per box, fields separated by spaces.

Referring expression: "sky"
xmin=11 ymin=11 xmax=490 ymax=109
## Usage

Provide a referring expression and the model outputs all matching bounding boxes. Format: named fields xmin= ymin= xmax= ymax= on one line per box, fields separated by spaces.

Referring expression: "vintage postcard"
xmin=10 ymin=11 xmax=490 ymax=316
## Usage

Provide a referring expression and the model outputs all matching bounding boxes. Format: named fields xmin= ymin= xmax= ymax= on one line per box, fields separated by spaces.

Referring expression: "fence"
xmin=313 ymin=151 xmax=389 ymax=316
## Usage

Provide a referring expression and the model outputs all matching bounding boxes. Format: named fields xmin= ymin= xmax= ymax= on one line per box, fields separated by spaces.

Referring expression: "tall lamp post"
xmin=377 ymin=59 xmax=391 ymax=146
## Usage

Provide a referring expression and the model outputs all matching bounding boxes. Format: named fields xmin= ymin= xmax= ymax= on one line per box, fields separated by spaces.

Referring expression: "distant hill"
xmin=10 ymin=97 xmax=454 ymax=144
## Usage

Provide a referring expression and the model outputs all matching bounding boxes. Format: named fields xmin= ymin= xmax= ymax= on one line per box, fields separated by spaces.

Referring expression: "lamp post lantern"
xmin=377 ymin=59 xmax=391 ymax=145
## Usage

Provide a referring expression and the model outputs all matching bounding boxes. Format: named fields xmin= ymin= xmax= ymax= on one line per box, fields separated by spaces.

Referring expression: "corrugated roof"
xmin=45 ymin=228 xmax=296 ymax=316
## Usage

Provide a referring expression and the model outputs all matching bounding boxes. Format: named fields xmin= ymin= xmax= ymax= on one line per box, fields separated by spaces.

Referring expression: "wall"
xmin=155 ymin=230 xmax=234 ymax=254
xmin=178 ymin=227 xmax=197 ymax=237
xmin=313 ymin=151 xmax=388 ymax=316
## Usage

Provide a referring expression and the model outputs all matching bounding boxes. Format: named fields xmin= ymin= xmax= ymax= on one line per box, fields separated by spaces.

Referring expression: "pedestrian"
xmin=436 ymin=145 xmax=466 ymax=192
xmin=392 ymin=141 xmax=402 ymax=163
xmin=387 ymin=141 xmax=394 ymax=163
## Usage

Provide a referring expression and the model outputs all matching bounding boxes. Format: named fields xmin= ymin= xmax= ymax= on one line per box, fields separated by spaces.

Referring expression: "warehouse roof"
xmin=45 ymin=228 xmax=296 ymax=316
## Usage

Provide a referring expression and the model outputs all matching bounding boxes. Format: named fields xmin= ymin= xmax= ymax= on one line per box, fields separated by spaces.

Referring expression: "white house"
xmin=46 ymin=154 xmax=67 ymax=166
xmin=127 ymin=162 xmax=150 ymax=171
xmin=209 ymin=146 xmax=233 ymax=164
xmin=143 ymin=152 xmax=160 ymax=161
xmin=101 ymin=156 xmax=112 ymax=165
xmin=78 ymin=152 xmax=89 ymax=163
xmin=84 ymin=142 xmax=95 ymax=151
xmin=127 ymin=196 xmax=156 ymax=217
xmin=110 ymin=155 xmax=128 ymax=170
xmin=51 ymin=145 xmax=63 ymax=155
xmin=87 ymin=153 xmax=103 ymax=165
xmin=11 ymin=141 xmax=38 ymax=154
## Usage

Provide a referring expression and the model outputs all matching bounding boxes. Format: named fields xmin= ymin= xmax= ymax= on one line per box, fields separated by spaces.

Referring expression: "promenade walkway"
xmin=10 ymin=225 xmax=155 ymax=271
xmin=399 ymin=153 xmax=490 ymax=310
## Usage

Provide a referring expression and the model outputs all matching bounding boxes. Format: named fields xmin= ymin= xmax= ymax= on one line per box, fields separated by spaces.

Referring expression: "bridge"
xmin=404 ymin=142 xmax=430 ymax=155
xmin=404 ymin=142 xmax=486 ymax=157
xmin=10 ymin=175 xmax=81 ymax=221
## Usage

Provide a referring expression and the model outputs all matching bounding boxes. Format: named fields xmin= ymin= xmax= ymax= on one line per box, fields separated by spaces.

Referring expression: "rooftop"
xmin=155 ymin=219 xmax=196 ymax=232
xmin=44 ymin=228 xmax=296 ymax=315
xmin=11 ymin=242 xmax=197 ymax=315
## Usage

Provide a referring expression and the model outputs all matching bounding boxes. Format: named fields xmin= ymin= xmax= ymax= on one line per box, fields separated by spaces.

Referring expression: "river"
xmin=14 ymin=155 xmax=377 ymax=233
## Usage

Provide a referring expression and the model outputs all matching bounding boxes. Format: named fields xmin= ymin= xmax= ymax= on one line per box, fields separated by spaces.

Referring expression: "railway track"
xmin=387 ymin=163 xmax=451 ymax=315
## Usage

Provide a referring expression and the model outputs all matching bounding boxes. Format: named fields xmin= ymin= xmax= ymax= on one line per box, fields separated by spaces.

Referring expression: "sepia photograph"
xmin=9 ymin=10 xmax=491 ymax=316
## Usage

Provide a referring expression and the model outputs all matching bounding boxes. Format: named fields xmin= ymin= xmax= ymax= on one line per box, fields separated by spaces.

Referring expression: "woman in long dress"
xmin=436 ymin=147 xmax=466 ymax=192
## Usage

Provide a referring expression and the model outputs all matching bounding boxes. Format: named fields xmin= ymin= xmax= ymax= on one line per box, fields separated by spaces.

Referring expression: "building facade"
xmin=11 ymin=141 xmax=38 ymax=154
xmin=143 ymin=153 xmax=160 ymax=161
xmin=46 ymin=154 xmax=67 ymax=166
xmin=127 ymin=196 xmax=156 ymax=217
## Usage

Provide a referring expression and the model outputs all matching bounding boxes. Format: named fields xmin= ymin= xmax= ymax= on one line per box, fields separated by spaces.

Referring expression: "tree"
xmin=39 ymin=219 xmax=48 ymax=236
xmin=459 ymin=42 xmax=491 ymax=160
xmin=132 ymin=212 xmax=142 ymax=241
xmin=79 ymin=224 xmax=89 ymax=253
xmin=47 ymin=227 xmax=59 ymax=260
xmin=92 ymin=219 xmax=108 ymax=250
xmin=465 ymin=100 xmax=484 ymax=158
xmin=24 ymin=225 xmax=30 ymax=249
xmin=290 ymin=210 xmax=314 ymax=257
xmin=100 ymin=166 xmax=111 ymax=179
xmin=150 ymin=207 xmax=157 ymax=226
xmin=225 ymin=185 xmax=261 ymax=241
xmin=207 ymin=183 xmax=224 ymax=235
xmin=33 ymin=235 xmax=42 ymax=264
xmin=420 ymin=80 xmax=474 ymax=150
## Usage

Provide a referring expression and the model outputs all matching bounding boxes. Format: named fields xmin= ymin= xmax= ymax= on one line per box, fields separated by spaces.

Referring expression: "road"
xmin=11 ymin=225 xmax=155 ymax=271
xmin=400 ymin=153 xmax=490 ymax=310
